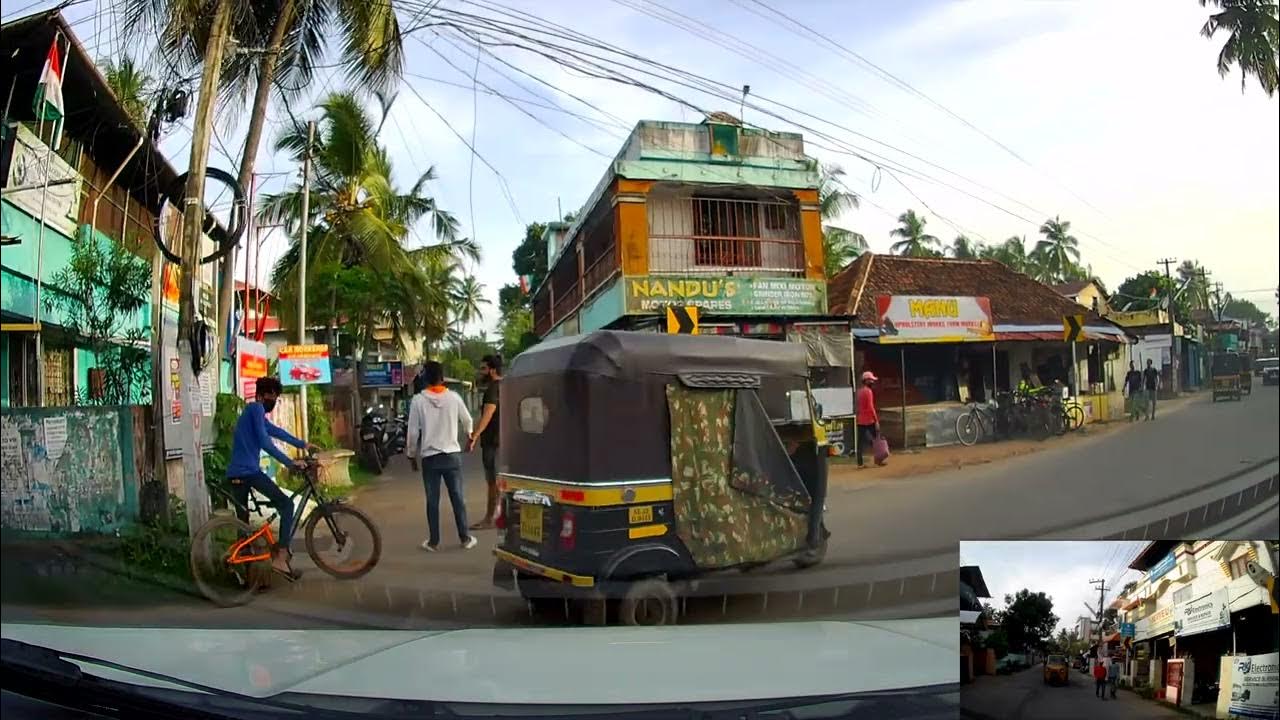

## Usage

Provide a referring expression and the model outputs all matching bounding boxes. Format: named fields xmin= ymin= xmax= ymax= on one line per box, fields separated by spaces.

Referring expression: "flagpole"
xmin=32 ymin=32 xmax=67 ymax=407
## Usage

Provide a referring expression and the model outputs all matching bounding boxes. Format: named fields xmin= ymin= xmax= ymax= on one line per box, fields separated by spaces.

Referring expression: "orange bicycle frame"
xmin=227 ymin=524 xmax=276 ymax=565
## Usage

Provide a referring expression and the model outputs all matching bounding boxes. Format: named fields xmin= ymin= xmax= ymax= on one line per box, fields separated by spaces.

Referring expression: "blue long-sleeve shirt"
xmin=227 ymin=402 xmax=305 ymax=477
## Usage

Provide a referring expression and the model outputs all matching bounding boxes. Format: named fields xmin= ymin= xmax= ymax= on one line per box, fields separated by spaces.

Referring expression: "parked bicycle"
xmin=189 ymin=453 xmax=382 ymax=607
xmin=955 ymin=399 xmax=1000 ymax=446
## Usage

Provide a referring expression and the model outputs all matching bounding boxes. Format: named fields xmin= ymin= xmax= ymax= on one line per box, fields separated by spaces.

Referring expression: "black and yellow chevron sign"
xmin=1063 ymin=314 xmax=1084 ymax=343
xmin=666 ymin=305 xmax=699 ymax=335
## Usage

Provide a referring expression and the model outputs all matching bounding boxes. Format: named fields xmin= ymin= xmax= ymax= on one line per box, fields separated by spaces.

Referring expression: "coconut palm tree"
xmin=889 ymin=210 xmax=941 ymax=257
xmin=949 ymin=234 xmax=980 ymax=259
xmin=981 ymin=235 xmax=1030 ymax=274
xmin=1198 ymin=0 xmax=1280 ymax=97
xmin=817 ymin=165 xmax=866 ymax=277
xmin=450 ymin=274 xmax=489 ymax=357
xmin=1035 ymin=216 xmax=1082 ymax=283
xmin=123 ymin=0 xmax=412 ymax=370
xmin=100 ymin=55 xmax=154 ymax=127
xmin=261 ymin=92 xmax=469 ymax=337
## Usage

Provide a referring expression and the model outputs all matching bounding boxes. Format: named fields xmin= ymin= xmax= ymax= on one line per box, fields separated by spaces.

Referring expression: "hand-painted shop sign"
xmin=278 ymin=344 xmax=331 ymax=386
xmin=624 ymin=276 xmax=826 ymax=315
xmin=875 ymin=295 xmax=994 ymax=343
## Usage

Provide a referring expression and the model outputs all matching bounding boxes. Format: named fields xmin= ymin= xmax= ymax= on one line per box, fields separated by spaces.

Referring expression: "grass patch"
xmin=104 ymin=496 xmax=193 ymax=584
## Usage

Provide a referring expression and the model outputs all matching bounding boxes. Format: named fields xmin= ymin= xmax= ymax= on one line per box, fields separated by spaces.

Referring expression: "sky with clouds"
xmin=962 ymin=540 xmax=1147 ymax=635
xmin=15 ymin=0 xmax=1278 ymax=334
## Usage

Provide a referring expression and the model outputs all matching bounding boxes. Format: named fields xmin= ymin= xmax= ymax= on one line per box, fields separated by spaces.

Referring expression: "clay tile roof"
xmin=1052 ymin=280 xmax=1093 ymax=297
xmin=828 ymin=254 xmax=1113 ymax=328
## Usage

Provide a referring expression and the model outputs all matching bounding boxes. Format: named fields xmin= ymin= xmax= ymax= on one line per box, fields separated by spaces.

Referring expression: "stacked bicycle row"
xmin=955 ymin=387 xmax=1086 ymax=447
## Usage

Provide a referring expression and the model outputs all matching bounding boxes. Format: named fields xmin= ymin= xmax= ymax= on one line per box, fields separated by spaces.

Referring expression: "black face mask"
xmin=261 ymin=398 xmax=277 ymax=413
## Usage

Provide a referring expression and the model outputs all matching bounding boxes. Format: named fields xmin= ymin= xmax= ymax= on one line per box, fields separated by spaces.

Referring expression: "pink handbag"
xmin=872 ymin=436 xmax=890 ymax=465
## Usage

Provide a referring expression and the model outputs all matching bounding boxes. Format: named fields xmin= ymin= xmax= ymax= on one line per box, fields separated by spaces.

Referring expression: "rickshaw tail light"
xmin=560 ymin=489 xmax=585 ymax=503
xmin=559 ymin=510 xmax=576 ymax=551
xmin=494 ymin=499 xmax=507 ymax=530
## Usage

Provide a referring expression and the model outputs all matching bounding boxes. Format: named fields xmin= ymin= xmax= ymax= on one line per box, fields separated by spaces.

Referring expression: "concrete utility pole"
xmin=1088 ymin=578 xmax=1108 ymax=661
xmin=176 ymin=0 xmax=235 ymax=537
xmin=1158 ymin=258 xmax=1179 ymax=395
xmin=298 ymin=120 xmax=315 ymax=442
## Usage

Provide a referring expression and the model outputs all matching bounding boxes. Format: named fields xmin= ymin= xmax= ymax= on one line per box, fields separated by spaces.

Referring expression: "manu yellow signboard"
xmin=624 ymin=276 xmax=826 ymax=315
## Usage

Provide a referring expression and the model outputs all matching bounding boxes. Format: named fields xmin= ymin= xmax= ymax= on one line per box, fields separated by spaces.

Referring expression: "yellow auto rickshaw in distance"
xmin=491 ymin=330 xmax=830 ymax=626
xmin=1211 ymin=351 xmax=1243 ymax=402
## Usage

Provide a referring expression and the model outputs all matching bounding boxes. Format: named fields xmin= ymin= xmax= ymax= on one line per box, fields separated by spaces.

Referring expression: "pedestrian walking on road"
xmin=1124 ymin=361 xmax=1144 ymax=422
xmin=1093 ymin=661 xmax=1107 ymax=699
xmin=467 ymin=354 xmax=502 ymax=530
xmin=1107 ymin=659 xmax=1119 ymax=698
xmin=1143 ymin=358 xmax=1161 ymax=421
xmin=854 ymin=371 xmax=882 ymax=468
xmin=407 ymin=361 xmax=477 ymax=552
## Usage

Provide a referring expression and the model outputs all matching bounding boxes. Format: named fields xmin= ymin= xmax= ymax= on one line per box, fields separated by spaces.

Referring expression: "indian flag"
xmin=32 ymin=39 xmax=65 ymax=149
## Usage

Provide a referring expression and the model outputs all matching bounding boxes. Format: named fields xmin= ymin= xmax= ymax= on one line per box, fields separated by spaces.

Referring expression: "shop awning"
xmin=995 ymin=332 xmax=1063 ymax=341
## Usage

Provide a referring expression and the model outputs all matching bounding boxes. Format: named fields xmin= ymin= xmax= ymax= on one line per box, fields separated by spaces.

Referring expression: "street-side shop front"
xmin=828 ymin=255 xmax=1132 ymax=449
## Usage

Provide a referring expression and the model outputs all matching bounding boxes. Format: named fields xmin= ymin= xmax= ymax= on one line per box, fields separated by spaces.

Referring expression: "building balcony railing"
xmin=647 ymin=195 xmax=805 ymax=277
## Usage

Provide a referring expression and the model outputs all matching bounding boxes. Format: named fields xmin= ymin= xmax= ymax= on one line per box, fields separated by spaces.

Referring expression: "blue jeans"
xmin=421 ymin=453 xmax=469 ymax=546
xmin=228 ymin=471 xmax=294 ymax=549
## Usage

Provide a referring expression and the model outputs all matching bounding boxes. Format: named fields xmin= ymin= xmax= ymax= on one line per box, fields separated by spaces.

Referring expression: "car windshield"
xmin=2 ymin=0 xmax=1278 ymax=715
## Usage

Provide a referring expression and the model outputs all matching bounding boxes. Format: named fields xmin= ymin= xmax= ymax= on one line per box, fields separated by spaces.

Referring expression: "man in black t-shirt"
xmin=1142 ymin=358 xmax=1160 ymax=421
xmin=467 ymin=354 xmax=502 ymax=529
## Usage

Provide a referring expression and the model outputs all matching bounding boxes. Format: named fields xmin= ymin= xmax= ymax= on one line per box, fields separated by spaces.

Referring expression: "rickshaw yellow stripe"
xmin=499 ymin=475 xmax=673 ymax=507
xmin=628 ymin=524 xmax=667 ymax=539
xmin=494 ymin=548 xmax=595 ymax=587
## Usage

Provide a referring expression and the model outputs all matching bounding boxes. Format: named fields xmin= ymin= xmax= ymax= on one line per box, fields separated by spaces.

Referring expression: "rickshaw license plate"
xmin=519 ymin=504 xmax=543 ymax=542
xmin=628 ymin=506 xmax=653 ymax=524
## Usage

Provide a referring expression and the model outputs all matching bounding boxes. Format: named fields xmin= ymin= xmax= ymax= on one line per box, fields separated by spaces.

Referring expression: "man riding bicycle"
xmin=226 ymin=376 xmax=317 ymax=580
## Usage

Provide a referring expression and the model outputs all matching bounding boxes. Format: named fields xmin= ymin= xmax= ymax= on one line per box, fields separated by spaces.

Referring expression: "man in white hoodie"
xmin=406 ymin=361 xmax=477 ymax=550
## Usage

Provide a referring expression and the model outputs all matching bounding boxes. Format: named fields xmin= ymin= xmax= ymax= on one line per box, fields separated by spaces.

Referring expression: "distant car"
xmin=1260 ymin=358 xmax=1279 ymax=385
xmin=289 ymin=363 xmax=322 ymax=382
xmin=1044 ymin=654 xmax=1070 ymax=686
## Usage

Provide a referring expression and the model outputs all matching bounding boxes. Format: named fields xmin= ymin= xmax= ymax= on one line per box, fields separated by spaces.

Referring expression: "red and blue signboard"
xmin=278 ymin=344 xmax=332 ymax=387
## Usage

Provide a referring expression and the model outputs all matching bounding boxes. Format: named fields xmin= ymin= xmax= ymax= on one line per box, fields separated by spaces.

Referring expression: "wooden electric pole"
xmin=176 ymin=0 xmax=235 ymax=537
xmin=1158 ymin=258 xmax=1179 ymax=395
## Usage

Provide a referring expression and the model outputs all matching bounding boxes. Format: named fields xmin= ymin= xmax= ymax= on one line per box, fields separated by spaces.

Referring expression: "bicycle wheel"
xmin=956 ymin=412 xmax=980 ymax=446
xmin=1065 ymin=404 xmax=1085 ymax=431
xmin=304 ymin=503 xmax=382 ymax=579
xmin=190 ymin=515 xmax=271 ymax=607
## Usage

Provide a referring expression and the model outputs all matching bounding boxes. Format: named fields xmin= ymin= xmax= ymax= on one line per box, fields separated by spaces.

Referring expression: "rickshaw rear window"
xmin=518 ymin=396 xmax=548 ymax=434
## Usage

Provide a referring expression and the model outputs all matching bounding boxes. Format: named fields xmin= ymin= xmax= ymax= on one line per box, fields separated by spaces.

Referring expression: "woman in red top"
xmin=854 ymin=371 xmax=882 ymax=468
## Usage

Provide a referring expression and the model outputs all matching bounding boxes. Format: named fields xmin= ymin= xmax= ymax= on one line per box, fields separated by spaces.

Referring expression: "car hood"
xmin=3 ymin=619 xmax=955 ymax=704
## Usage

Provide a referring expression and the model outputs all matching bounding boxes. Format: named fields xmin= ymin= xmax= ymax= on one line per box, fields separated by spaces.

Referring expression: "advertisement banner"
xmin=1135 ymin=605 xmax=1177 ymax=641
xmin=236 ymin=337 xmax=268 ymax=400
xmin=1175 ymin=587 xmax=1231 ymax=637
xmin=623 ymin=276 xmax=827 ymax=315
xmin=1229 ymin=652 xmax=1279 ymax=720
xmin=278 ymin=344 xmax=331 ymax=387
xmin=1149 ymin=551 xmax=1177 ymax=580
xmin=874 ymin=295 xmax=994 ymax=344
xmin=360 ymin=361 xmax=404 ymax=387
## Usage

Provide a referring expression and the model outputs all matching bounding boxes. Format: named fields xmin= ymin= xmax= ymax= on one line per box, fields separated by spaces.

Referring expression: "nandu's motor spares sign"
xmin=875 ymin=295 xmax=994 ymax=343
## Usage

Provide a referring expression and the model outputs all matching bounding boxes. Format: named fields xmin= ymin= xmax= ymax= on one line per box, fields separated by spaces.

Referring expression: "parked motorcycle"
xmin=358 ymin=405 xmax=404 ymax=474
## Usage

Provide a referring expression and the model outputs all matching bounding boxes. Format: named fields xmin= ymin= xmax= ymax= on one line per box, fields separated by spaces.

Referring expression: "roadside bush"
xmin=109 ymin=495 xmax=191 ymax=583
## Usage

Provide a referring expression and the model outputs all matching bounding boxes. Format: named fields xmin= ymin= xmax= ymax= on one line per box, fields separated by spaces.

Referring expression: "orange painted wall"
xmin=793 ymin=188 xmax=825 ymax=280
xmin=614 ymin=179 xmax=652 ymax=276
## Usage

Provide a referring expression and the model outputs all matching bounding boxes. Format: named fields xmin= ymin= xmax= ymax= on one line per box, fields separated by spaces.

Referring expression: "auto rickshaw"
xmin=491 ymin=330 xmax=830 ymax=626
xmin=1211 ymin=351 xmax=1243 ymax=402
xmin=1239 ymin=354 xmax=1253 ymax=396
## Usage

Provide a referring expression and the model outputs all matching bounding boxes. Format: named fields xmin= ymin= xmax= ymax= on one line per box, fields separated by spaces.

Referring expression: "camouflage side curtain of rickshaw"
xmin=665 ymin=384 xmax=810 ymax=568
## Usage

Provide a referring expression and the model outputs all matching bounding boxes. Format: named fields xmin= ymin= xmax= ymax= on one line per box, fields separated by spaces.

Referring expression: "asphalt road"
xmin=961 ymin=666 xmax=1182 ymax=720
xmin=4 ymin=387 xmax=1277 ymax=629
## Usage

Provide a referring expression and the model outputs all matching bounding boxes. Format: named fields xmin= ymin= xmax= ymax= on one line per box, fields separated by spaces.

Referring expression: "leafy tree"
xmin=823 ymin=228 xmax=867 ymax=278
xmin=818 ymin=164 xmax=866 ymax=276
xmin=984 ymin=626 xmax=1011 ymax=660
xmin=499 ymin=307 xmax=538 ymax=359
xmin=1198 ymin=0 xmax=1280 ymax=97
xmin=44 ymin=233 xmax=152 ymax=405
xmin=1000 ymin=589 xmax=1059 ymax=654
xmin=950 ymin=234 xmax=980 ymax=259
xmin=982 ymin=235 xmax=1030 ymax=274
xmin=889 ymin=209 xmax=941 ymax=257
xmin=100 ymin=55 xmax=153 ymax=127
xmin=1222 ymin=297 xmax=1274 ymax=325
xmin=1116 ymin=271 xmax=1192 ymax=321
xmin=511 ymin=221 xmax=550 ymax=299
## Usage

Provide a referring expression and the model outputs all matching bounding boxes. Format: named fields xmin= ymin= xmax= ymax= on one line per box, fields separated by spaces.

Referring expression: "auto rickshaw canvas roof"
xmin=509 ymin=330 xmax=810 ymax=380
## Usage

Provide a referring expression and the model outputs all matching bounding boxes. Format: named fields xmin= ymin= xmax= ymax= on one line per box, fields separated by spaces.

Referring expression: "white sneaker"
xmin=420 ymin=540 xmax=438 ymax=552
xmin=462 ymin=536 xmax=478 ymax=550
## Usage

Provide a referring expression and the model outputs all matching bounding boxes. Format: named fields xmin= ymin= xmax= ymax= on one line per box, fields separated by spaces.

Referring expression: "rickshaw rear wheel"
xmin=619 ymin=578 xmax=678 ymax=626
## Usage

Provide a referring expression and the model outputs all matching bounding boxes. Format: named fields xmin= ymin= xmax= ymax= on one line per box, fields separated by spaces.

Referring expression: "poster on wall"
xmin=161 ymin=313 xmax=216 ymax=458
xmin=1228 ymin=652 xmax=1278 ymax=720
xmin=874 ymin=295 xmax=994 ymax=344
xmin=236 ymin=337 xmax=268 ymax=400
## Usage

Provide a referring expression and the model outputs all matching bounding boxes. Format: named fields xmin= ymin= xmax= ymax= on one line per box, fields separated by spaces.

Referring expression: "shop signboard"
xmin=1229 ymin=652 xmax=1278 ymax=720
xmin=623 ymin=276 xmax=826 ymax=315
xmin=1149 ymin=551 xmax=1177 ymax=581
xmin=874 ymin=295 xmax=994 ymax=344
xmin=278 ymin=345 xmax=331 ymax=387
xmin=361 ymin=361 xmax=404 ymax=387
xmin=1135 ymin=605 xmax=1176 ymax=641
xmin=236 ymin=337 xmax=268 ymax=400
xmin=1174 ymin=587 xmax=1231 ymax=637
xmin=1120 ymin=622 xmax=1136 ymax=638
